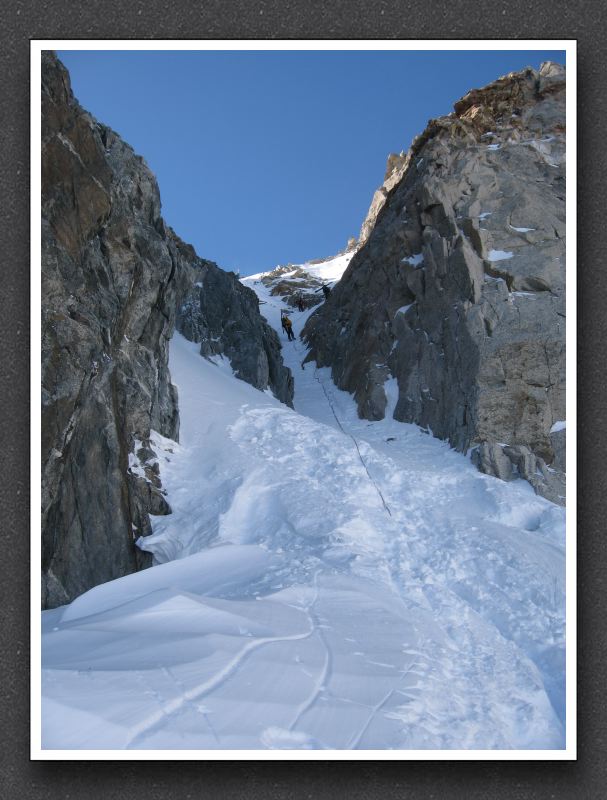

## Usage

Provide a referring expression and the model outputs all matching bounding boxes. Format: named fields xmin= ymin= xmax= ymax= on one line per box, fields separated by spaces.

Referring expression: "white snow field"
xmin=41 ymin=255 xmax=566 ymax=751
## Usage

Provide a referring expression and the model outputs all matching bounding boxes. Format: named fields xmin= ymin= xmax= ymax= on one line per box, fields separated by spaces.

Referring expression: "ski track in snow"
xmin=41 ymin=254 xmax=566 ymax=751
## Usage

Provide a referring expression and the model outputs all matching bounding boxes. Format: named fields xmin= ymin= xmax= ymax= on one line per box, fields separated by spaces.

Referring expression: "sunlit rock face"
xmin=304 ymin=63 xmax=566 ymax=504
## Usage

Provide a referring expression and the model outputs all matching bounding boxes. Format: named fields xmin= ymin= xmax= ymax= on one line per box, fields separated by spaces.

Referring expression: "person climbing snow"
xmin=281 ymin=313 xmax=295 ymax=341
xmin=297 ymin=295 xmax=305 ymax=312
xmin=321 ymin=284 xmax=331 ymax=299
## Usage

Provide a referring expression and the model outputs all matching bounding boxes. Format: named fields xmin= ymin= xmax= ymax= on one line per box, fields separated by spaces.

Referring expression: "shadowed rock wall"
xmin=41 ymin=53 xmax=292 ymax=607
xmin=173 ymin=236 xmax=294 ymax=407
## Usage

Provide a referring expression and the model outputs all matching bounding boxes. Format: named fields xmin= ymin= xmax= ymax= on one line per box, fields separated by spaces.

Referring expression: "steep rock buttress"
xmin=303 ymin=63 xmax=566 ymax=503
xmin=41 ymin=52 xmax=292 ymax=608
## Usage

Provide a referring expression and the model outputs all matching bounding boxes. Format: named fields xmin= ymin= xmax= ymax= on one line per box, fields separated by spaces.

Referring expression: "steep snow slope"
xmin=41 ymin=266 xmax=566 ymax=750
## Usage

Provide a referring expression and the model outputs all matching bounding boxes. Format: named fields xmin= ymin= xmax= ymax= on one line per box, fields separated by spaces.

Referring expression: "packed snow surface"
xmin=42 ymin=254 xmax=566 ymax=751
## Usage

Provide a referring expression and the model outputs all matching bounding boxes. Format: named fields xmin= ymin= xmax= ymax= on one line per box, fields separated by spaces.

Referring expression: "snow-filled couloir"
xmin=41 ymin=254 xmax=566 ymax=751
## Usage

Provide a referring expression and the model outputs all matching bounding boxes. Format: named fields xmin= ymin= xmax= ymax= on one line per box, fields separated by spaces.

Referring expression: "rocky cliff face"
xmin=41 ymin=52 xmax=292 ymax=608
xmin=358 ymin=151 xmax=409 ymax=246
xmin=174 ymin=237 xmax=294 ymax=406
xmin=303 ymin=62 xmax=566 ymax=504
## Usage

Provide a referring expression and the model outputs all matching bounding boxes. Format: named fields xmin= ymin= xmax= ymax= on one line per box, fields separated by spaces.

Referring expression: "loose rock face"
xmin=41 ymin=52 xmax=293 ymax=608
xmin=304 ymin=63 xmax=566 ymax=504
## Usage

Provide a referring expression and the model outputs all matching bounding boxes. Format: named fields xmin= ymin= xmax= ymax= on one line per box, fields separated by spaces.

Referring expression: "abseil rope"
xmin=293 ymin=340 xmax=392 ymax=518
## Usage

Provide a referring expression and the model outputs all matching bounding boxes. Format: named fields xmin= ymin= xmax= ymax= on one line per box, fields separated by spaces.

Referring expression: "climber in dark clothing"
xmin=296 ymin=295 xmax=305 ymax=312
xmin=281 ymin=314 xmax=295 ymax=341
xmin=321 ymin=284 xmax=331 ymax=299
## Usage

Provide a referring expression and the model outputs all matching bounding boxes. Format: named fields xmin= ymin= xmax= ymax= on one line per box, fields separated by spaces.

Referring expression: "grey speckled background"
xmin=2 ymin=0 xmax=604 ymax=796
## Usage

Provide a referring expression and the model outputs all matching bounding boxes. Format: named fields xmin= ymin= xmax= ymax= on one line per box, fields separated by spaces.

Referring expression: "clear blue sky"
xmin=57 ymin=49 xmax=565 ymax=275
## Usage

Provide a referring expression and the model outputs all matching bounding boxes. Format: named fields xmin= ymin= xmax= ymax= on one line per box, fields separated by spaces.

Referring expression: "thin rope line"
xmin=294 ymin=340 xmax=392 ymax=518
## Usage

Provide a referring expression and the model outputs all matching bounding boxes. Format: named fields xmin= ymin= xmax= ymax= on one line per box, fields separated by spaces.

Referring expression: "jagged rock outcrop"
xmin=174 ymin=236 xmax=294 ymax=405
xmin=258 ymin=265 xmax=325 ymax=310
xmin=41 ymin=52 xmax=292 ymax=608
xmin=304 ymin=62 xmax=566 ymax=504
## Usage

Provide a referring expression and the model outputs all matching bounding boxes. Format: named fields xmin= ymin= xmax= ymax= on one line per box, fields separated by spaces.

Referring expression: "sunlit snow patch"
xmin=509 ymin=224 xmax=536 ymax=233
xmin=402 ymin=252 xmax=424 ymax=268
xmin=488 ymin=249 xmax=514 ymax=261
xmin=383 ymin=376 xmax=400 ymax=419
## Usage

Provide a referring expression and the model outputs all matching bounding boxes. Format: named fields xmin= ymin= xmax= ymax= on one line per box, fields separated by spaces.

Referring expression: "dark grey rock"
xmin=549 ymin=426 xmax=566 ymax=474
xmin=472 ymin=442 xmax=517 ymax=481
xmin=41 ymin=52 xmax=180 ymax=608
